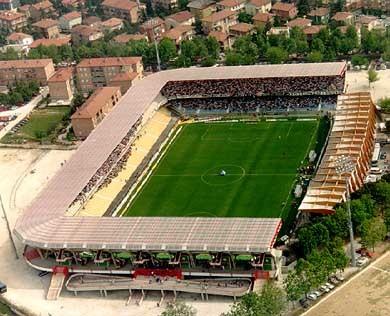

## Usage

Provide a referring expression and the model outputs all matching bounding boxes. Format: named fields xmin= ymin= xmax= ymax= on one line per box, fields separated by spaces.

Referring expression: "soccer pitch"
xmin=122 ymin=119 xmax=322 ymax=220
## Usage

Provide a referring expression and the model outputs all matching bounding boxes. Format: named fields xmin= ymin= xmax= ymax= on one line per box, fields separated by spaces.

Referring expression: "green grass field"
xmin=122 ymin=119 xmax=321 ymax=220
xmin=2 ymin=106 xmax=70 ymax=144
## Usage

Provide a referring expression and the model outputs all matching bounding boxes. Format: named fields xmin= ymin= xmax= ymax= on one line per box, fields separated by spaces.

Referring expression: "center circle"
xmin=201 ymin=165 xmax=245 ymax=186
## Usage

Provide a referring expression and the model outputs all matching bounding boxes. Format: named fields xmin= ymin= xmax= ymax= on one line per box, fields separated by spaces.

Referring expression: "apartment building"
xmin=307 ymin=7 xmax=329 ymax=24
xmin=271 ymin=2 xmax=297 ymax=20
xmin=30 ymin=0 xmax=56 ymax=21
xmin=32 ymin=18 xmax=60 ymax=39
xmin=71 ymin=86 xmax=122 ymax=139
xmin=245 ymin=0 xmax=271 ymax=16
xmin=208 ymin=30 xmax=229 ymax=50
xmin=76 ymin=57 xmax=143 ymax=92
xmin=162 ymin=25 xmax=194 ymax=46
xmin=0 ymin=10 xmax=26 ymax=31
xmin=71 ymin=24 xmax=104 ymax=45
xmin=140 ymin=17 xmax=166 ymax=41
xmin=201 ymin=9 xmax=237 ymax=34
xmin=332 ymin=11 xmax=354 ymax=25
xmin=187 ymin=0 xmax=216 ymax=19
xmin=165 ymin=10 xmax=195 ymax=29
xmin=101 ymin=0 xmax=139 ymax=23
xmin=229 ymin=22 xmax=254 ymax=37
xmin=287 ymin=17 xmax=311 ymax=28
xmin=59 ymin=11 xmax=82 ymax=32
xmin=0 ymin=59 xmax=55 ymax=86
xmin=216 ymin=0 xmax=245 ymax=12
xmin=252 ymin=12 xmax=273 ymax=27
xmin=108 ymin=71 xmax=138 ymax=94
xmin=48 ymin=67 xmax=74 ymax=102
xmin=101 ymin=17 xmax=124 ymax=32
xmin=7 ymin=32 xmax=33 ymax=46
xmin=29 ymin=36 xmax=71 ymax=48
xmin=153 ymin=0 xmax=178 ymax=10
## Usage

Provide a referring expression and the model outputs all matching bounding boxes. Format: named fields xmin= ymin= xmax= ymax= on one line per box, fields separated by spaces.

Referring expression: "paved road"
xmin=0 ymin=87 xmax=49 ymax=140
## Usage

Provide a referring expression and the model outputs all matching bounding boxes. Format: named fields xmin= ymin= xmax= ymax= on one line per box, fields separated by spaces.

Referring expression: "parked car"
xmin=329 ymin=276 xmax=339 ymax=285
xmin=320 ymin=285 xmax=330 ymax=293
xmin=357 ymin=257 xmax=369 ymax=267
xmin=299 ymin=298 xmax=310 ymax=308
xmin=335 ymin=274 xmax=345 ymax=282
xmin=0 ymin=281 xmax=7 ymax=294
xmin=307 ymin=293 xmax=318 ymax=300
xmin=325 ymin=282 xmax=335 ymax=290
xmin=313 ymin=290 xmax=322 ymax=297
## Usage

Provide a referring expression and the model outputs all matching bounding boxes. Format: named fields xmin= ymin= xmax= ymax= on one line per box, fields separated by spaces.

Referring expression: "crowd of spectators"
xmin=72 ymin=117 xmax=143 ymax=205
xmin=169 ymin=95 xmax=338 ymax=113
xmin=161 ymin=76 xmax=345 ymax=99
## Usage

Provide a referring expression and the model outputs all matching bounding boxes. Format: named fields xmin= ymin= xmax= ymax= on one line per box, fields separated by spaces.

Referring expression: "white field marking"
xmin=286 ymin=123 xmax=293 ymax=138
xmin=300 ymin=251 xmax=390 ymax=316
xmin=370 ymin=265 xmax=390 ymax=274
xmin=297 ymin=118 xmax=317 ymax=121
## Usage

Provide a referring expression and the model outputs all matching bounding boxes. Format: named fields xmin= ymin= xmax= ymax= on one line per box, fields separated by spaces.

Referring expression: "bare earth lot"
xmin=305 ymin=252 xmax=390 ymax=316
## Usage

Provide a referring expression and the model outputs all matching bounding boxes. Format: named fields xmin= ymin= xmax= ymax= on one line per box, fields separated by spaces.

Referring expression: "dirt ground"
xmin=304 ymin=251 xmax=390 ymax=316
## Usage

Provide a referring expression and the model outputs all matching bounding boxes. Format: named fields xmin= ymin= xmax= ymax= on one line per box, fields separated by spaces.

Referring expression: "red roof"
xmin=0 ymin=10 xmax=25 ymax=21
xmin=248 ymin=0 xmax=270 ymax=7
xmin=208 ymin=30 xmax=228 ymax=42
xmin=77 ymin=57 xmax=142 ymax=68
xmin=48 ymin=67 xmax=73 ymax=82
xmin=272 ymin=2 xmax=295 ymax=12
xmin=32 ymin=0 xmax=53 ymax=10
xmin=113 ymin=33 xmax=147 ymax=43
xmin=287 ymin=18 xmax=311 ymax=28
xmin=202 ymin=9 xmax=236 ymax=23
xmin=32 ymin=18 xmax=58 ymax=29
xmin=166 ymin=10 xmax=194 ymax=23
xmin=332 ymin=11 xmax=353 ymax=21
xmin=7 ymin=32 xmax=32 ymax=42
xmin=29 ymin=37 xmax=71 ymax=48
xmin=61 ymin=11 xmax=82 ymax=21
xmin=101 ymin=0 xmax=137 ymax=10
xmin=0 ymin=59 xmax=53 ymax=69
xmin=253 ymin=12 xmax=273 ymax=23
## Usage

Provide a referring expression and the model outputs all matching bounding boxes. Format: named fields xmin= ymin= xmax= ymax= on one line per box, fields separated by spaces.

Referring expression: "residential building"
xmin=76 ymin=57 xmax=143 ymax=92
xmin=48 ymin=67 xmax=74 ymax=102
xmin=245 ymin=0 xmax=271 ymax=16
xmin=358 ymin=15 xmax=380 ymax=31
xmin=59 ymin=11 xmax=82 ymax=32
xmin=30 ymin=0 xmax=56 ymax=21
xmin=6 ymin=32 xmax=33 ymax=46
xmin=287 ymin=17 xmax=311 ymax=28
xmin=303 ymin=25 xmax=325 ymax=40
xmin=332 ymin=11 xmax=354 ymax=25
xmin=83 ymin=15 xmax=102 ymax=27
xmin=216 ymin=0 xmax=245 ymax=12
xmin=32 ymin=18 xmax=60 ymax=39
xmin=71 ymin=86 xmax=122 ymax=139
xmin=208 ymin=30 xmax=229 ymax=50
xmin=271 ymin=2 xmax=297 ymax=20
xmin=0 ymin=59 xmax=55 ymax=86
xmin=201 ymin=9 xmax=237 ymax=34
xmin=187 ymin=0 xmax=216 ymax=19
xmin=162 ymin=25 xmax=194 ymax=46
xmin=0 ymin=0 xmax=20 ymax=11
xmin=252 ymin=11 xmax=273 ymax=27
xmin=71 ymin=24 xmax=104 ymax=44
xmin=0 ymin=10 xmax=26 ymax=31
xmin=61 ymin=0 xmax=84 ymax=8
xmin=101 ymin=17 xmax=124 ymax=32
xmin=140 ymin=17 xmax=166 ymax=41
xmin=229 ymin=22 xmax=254 ymax=37
xmin=18 ymin=4 xmax=31 ymax=18
xmin=153 ymin=0 xmax=178 ymax=10
xmin=361 ymin=0 xmax=390 ymax=13
xmin=345 ymin=0 xmax=363 ymax=10
xmin=108 ymin=71 xmax=137 ymax=94
xmin=29 ymin=36 xmax=71 ymax=49
xmin=165 ymin=10 xmax=195 ymax=29
xmin=113 ymin=33 xmax=148 ymax=43
xmin=307 ymin=7 xmax=329 ymax=24
xmin=101 ymin=0 xmax=139 ymax=23
xmin=267 ymin=26 xmax=290 ymax=36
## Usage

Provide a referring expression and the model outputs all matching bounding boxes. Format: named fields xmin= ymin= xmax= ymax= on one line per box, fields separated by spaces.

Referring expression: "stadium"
xmin=14 ymin=62 xmax=376 ymax=299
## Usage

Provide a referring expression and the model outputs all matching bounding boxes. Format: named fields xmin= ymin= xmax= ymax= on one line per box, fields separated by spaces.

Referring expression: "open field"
xmin=123 ymin=119 xmax=321 ymax=220
xmin=1 ymin=106 xmax=70 ymax=144
xmin=305 ymin=251 xmax=390 ymax=316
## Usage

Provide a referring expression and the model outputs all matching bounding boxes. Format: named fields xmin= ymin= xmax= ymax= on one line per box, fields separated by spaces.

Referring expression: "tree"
xmin=224 ymin=282 xmax=286 ymax=316
xmin=297 ymin=0 xmax=310 ymax=16
xmin=158 ymin=38 xmax=177 ymax=64
xmin=360 ymin=217 xmax=387 ymax=251
xmin=238 ymin=12 xmax=252 ymax=24
xmin=368 ymin=68 xmax=379 ymax=87
xmin=351 ymin=55 xmax=368 ymax=67
xmin=379 ymin=97 xmax=390 ymax=112
xmin=265 ymin=46 xmax=288 ymax=64
xmin=161 ymin=302 xmax=196 ymax=316
xmin=307 ymin=51 xmax=323 ymax=62
xmin=284 ymin=270 xmax=306 ymax=304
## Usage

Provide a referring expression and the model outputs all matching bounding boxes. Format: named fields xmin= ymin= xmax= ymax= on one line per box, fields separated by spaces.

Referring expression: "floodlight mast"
xmin=334 ymin=155 xmax=356 ymax=268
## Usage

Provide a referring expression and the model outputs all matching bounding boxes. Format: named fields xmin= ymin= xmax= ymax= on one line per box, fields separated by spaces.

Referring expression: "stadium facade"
xmin=15 ymin=62 xmax=375 ymax=282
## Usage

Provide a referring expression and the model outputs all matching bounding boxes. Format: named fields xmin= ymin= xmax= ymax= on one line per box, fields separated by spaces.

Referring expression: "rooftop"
xmin=29 ymin=37 xmax=71 ymax=48
xmin=230 ymin=22 xmax=253 ymax=33
xmin=48 ymin=67 xmax=73 ymax=82
xmin=0 ymin=59 xmax=53 ymax=69
xmin=287 ymin=17 xmax=311 ymax=28
xmin=0 ymin=10 xmax=25 ymax=21
xmin=166 ymin=10 xmax=194 ymax=23
xmin=248 ymin=0 xmax=270 ymax=7
xmin=187 ymin=0 xmax=215 ymax=10
xmin=253 ymin=12 xmax=273 ymax=22
xmin=101 ymin=17 xmax=123 ymax=28
xmin=358 ymin=15 xmax=378 ymax=24
xmin=332 ymin=11 xmax=353 ymax=21
xmin=303 ymin=25 xmax=325 ymax=35
xmin=83 ymin=15 xmax=101 ymax=26
xmin=218 ymin=0 xmax=244 ymax=8
xmin=32 ymin=18 xmax=58 ymax=29
xmin=208 ymin=30 xmax=228 ymax=42
xmin=32 ymin=0 xmax=53 ymax=10
xmin=7 ymin=32 xmax=32 ymax=42
xmin=141 ymin=17 xmax=165 ymax=30
xmin=202 ymin=9 xmax=236 ymax=23
xmin=110 ymin=71 xmax=138 ymax=82
xmin=71 ymin=86 xmax=120 ymax=119
xmin=101 ymin=0 xmax=137 ymax=10
xmin=272 ymin=2 xmax=295 ymax=12
xmin=308 ymin=7 xmax=329 ymax=17
xmin=72 ymin=24 xmax=102 ymax=36
xmin=77 ymin=57 xmax=142 ymax=68
xmin=15 ymin=63 xmax=346 ymax=251
xmin=61 ymin=11 xmax=82 ymax=21
xmin=163 ymin=25 xmax=193 ymax=40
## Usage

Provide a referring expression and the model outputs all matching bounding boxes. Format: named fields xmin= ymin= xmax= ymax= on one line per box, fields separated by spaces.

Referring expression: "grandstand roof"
xmin=15 ymin=62 xmax=345 ymax=252
xmin=299 ymin=92 xmax=376 ymax=214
